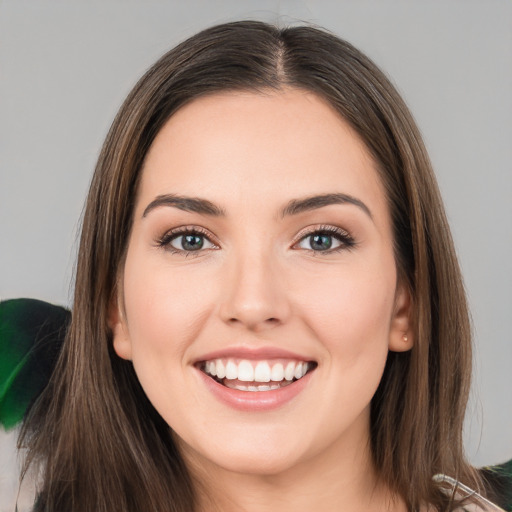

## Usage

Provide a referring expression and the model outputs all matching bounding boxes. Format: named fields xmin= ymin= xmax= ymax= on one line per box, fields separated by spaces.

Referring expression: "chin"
xmin=209 ymin=448 xmax=305 ymax=477
xmin=176 ymin=427 xmax=312 ymax=478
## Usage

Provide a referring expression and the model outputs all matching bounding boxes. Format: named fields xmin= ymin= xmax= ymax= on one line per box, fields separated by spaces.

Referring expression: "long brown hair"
xmin=20 ymin=20 xmax=482 ymax=511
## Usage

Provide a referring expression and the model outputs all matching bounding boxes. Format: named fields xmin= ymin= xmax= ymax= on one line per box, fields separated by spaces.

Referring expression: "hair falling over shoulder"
xmin=19 ymin=20 xmax=484 ymax=512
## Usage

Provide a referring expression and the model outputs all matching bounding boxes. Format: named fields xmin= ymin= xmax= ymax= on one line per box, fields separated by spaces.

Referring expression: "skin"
xmin=111 ymin=89 xmax=414 ymax=512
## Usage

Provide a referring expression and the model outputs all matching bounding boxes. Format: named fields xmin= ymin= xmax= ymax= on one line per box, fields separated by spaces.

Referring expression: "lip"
xmin=194 ymin=346 xmax=314 ymax=364
xmin=195 ymin=363 xmax=315 ymax=412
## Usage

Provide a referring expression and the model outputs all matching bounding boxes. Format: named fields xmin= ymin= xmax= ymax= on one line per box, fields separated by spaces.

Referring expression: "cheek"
xmin=293 ymin=259 xmax=396 ymax=362
xmin=121 ymin=249 xmax=216 ymax=364
xmin=119 ymin=249 xmax=221 ymax=422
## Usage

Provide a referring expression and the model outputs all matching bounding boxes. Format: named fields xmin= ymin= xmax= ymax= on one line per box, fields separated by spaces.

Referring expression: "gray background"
xmin=1 ymin=2 xmax=511 ymax=508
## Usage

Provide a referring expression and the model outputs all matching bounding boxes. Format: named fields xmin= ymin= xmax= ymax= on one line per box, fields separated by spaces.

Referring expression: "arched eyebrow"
xmin=280 ymin=193 xmax=373 ymax=220
xmin=142 ymin=192 xmax=372 ymax=220
xmin=142 ymin=194 xmax=226 ymax=217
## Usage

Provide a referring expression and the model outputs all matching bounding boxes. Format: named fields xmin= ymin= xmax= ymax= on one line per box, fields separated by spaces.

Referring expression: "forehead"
xmin=137 ymin=88 xmax=388 ymax=223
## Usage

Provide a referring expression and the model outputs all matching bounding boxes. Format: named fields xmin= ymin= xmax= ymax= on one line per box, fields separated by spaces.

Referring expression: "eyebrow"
xmin=142 ymin=192 xmax=372 ymax=220
xmin=142 ymin=194 xmax=226 ymax=218
xmin=280 ymin=193 xmax=372 ymax=220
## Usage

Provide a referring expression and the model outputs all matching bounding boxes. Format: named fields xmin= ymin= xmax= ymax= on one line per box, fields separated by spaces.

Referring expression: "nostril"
xmin=228 ymin=317 xmax=279 ymax=325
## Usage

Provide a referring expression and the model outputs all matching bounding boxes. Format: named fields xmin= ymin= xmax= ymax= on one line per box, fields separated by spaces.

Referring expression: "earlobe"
xmin=388 ymin=283 xmax=414 ymax=352
xmin=108 ymin=295 xmax=133 ymax=361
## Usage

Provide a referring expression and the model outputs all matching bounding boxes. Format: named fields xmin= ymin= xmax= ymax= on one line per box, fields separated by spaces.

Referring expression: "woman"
xmin=14 ymin=20 xmax=510 ymax=511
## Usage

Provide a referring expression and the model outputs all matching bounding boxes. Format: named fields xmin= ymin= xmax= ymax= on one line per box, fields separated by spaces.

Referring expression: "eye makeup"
xmin=154 ymin=223 xmax=357 ymax=257
xmin=292 ymin=224 xmax=357 ymax=254
xmin=155 ymin=225 xmax=219 ymax=257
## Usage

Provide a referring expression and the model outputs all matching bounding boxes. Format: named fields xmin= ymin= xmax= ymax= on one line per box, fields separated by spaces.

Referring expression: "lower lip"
xmin=196 ymin=368 xmax=314 ymax=412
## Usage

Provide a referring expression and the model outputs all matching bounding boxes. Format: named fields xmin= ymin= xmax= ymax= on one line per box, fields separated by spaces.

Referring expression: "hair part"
xmin=21 ymin=20 xmax=481 ymax=512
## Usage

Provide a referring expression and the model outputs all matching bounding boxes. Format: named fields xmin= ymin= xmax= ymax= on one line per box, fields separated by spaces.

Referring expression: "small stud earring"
xmin=403 ymin=334 xmax=408 ymax=342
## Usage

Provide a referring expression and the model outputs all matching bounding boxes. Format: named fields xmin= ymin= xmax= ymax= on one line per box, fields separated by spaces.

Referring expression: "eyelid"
xmin=293 ymin=224 xmax=351 ymax=241
xmin=291 ymin=224 xmax=356 ymax=252
xmin=156 ymin=225 xmax=220 ymax=253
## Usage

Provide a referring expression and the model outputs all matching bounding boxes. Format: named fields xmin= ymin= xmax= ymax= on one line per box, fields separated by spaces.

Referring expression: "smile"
xmin=199 ymin=358 xmax=315 ymax=392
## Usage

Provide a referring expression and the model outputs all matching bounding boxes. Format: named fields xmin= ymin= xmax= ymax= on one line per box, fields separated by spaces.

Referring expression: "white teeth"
xmin=203 ymin=358 xmax=312 ymax=385
xmin=254 ymin=361 xmax=271 ymax=382
xmin=294 ymin=363 xmax=304 ymax=379
xmin=284 ymin=361 xmax=295 ymax=381
xmin=224 ymin=381 xmax=294 ymax=392
xmin=270 ymin=363 xmax=284 ymax=382
xmin=225 ymin=360 xmax=237 ymax=380
xmin=216 ymin=359 xmax=226 ymax=379
xmin=238 ymin=360 xmax=255 ymax=382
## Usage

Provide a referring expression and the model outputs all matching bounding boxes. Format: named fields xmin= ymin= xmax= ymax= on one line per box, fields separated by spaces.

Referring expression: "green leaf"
xmin=0 ymin=298 xmax=69 ymax=430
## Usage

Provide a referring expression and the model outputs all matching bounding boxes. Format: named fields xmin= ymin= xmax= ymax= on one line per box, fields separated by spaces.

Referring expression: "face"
xmin=111 ymin=89 xmax=413 ymax=478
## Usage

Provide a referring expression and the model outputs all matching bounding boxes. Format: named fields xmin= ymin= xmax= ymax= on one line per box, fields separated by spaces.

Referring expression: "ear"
xmin=388 ymin=282 xmax=414 ymax=352
xmin=108 ymin=292 xmax=133 ymax=361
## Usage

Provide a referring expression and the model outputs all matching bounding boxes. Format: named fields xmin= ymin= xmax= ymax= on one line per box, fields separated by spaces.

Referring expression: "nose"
xmin=218 ymin=248 xmax=291 ymax=332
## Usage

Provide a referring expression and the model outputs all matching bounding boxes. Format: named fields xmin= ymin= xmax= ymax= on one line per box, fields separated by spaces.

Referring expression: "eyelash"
xmin=156 ymin=224 xmax=356 ymax=257
xmin=293 ymin=225 xmax=356 ymax=255
xmin=156 ymin=226 xmax=217 ymax=257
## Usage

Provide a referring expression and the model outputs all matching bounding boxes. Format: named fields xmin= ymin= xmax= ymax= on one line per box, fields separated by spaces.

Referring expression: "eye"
xmin=294 ymin=226 xmax=355 ymax=253
xmin=157 ymin=227 xmax=217 ymax=255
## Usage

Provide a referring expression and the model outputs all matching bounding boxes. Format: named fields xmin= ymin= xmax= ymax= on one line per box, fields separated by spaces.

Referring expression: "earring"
xmin=402 ymin=334 xmax=408 ymax=342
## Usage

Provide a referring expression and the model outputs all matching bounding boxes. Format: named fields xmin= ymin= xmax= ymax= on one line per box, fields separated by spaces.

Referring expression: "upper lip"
xmin=194 ymin=346 xmax=316 ymax=364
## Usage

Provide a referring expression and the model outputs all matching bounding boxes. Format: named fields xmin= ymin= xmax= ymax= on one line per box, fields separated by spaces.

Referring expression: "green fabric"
xmin=0 ymin=298 xmax=69 ymax=430
xmin=481 ymin=459 xmax=512 ymax=511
